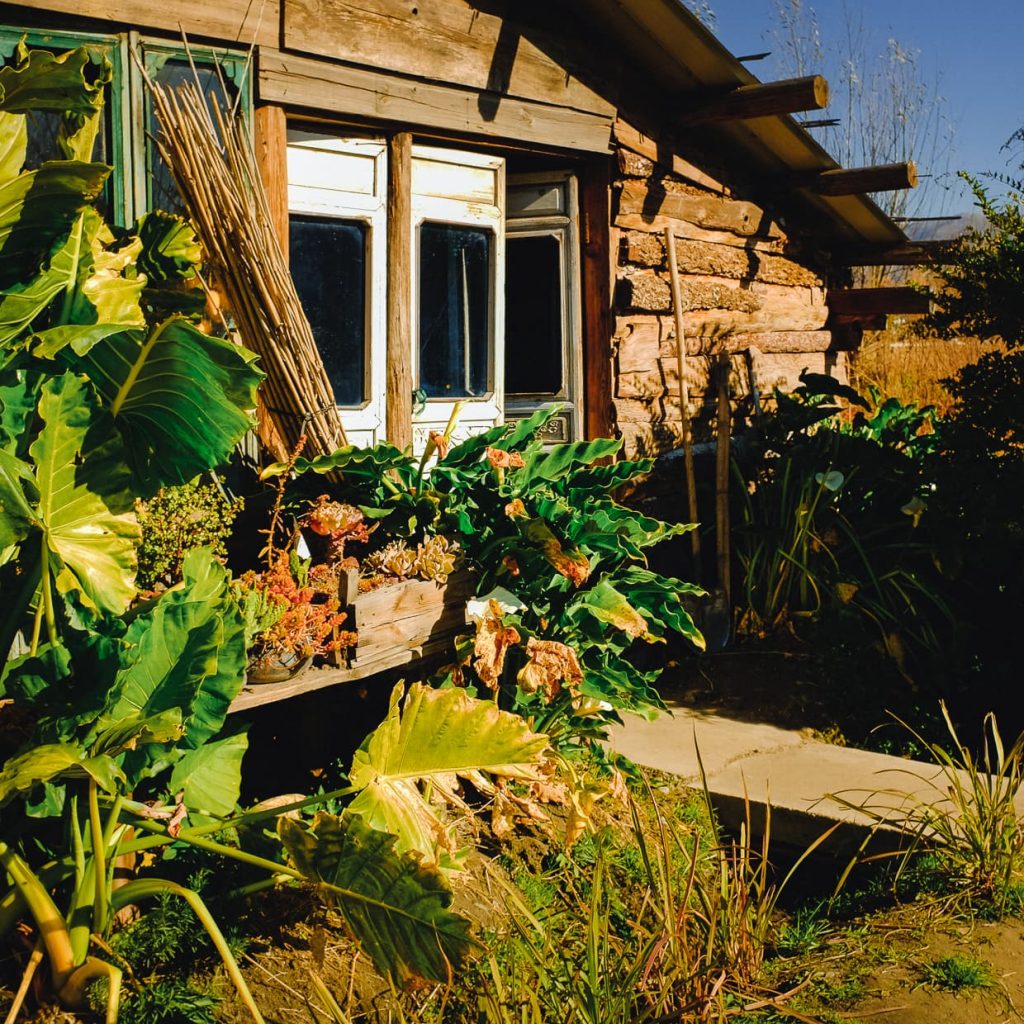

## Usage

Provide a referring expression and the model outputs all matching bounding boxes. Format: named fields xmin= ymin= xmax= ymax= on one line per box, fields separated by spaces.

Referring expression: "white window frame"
xmin=505 ymin=171 xmax=583 ymax=443
xmin=286 ymin=131 xmax=388 ymax=447
xmin=411 ymin=145 xmax=505 ymax=453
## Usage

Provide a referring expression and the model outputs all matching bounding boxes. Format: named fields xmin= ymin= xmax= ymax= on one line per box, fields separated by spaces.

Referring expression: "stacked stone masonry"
xmin=611 ymin=137 xmax=849 ymax=458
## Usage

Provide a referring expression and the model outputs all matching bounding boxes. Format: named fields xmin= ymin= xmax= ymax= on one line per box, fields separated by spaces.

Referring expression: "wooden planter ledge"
xmin=230 ymin=570 xmax=473 ymax=713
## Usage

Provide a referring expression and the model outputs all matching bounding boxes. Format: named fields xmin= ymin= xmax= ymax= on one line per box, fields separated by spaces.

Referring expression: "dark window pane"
xmin=419 ymin=223 xmax=490 ymax=398
xmin=147 ymin=58 xmax=237 ymax=214
xmin=505 ymin=234 xmax=563 ymax=396
xmin=289 ymin=215 xmax=366 ymax=407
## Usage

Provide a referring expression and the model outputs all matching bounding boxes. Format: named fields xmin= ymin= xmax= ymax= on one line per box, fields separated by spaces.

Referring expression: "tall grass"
xmin=849 ymin=323 xmax=1001 ymax=416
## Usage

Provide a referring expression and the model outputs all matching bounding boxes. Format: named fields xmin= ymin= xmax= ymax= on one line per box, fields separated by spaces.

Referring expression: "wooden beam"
xmin=828 ymin=287 xmax=930 ymax=319
xmin=258 ymin=49 xmax=614 ymax=154
xmin=809 ymin=162 xmax=918 ymax=196
xmin=283 ymin=0 xmax=615 ymax=118
xmin=12 ymin=0 xmax=278 ymax=46
xmin=580 ymin=157 xmax=615 ymax=442
xmin=386 ymin=132 xmax=413 ymax=453
xmin=677 ymin=75 xmax=829 ymax=127
xmin=252 ymin=104 xmax=289 ymax=258
xmin=840 ymin=240 xmax=957 ymax=266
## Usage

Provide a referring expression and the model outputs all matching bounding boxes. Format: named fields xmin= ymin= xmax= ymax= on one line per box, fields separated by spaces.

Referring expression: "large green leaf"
xmin=29 ymin=372 xmax=138 ymax=614
xmin=572 ymin=580 xmax=653 ymax=641
xmin=0 ymin=109 xmax=26 ymax=180
xmin=279 ymin=811 xmax=475 ymax=985
xmin=0 ymin=43 xmax=109 ymax=115
xmin=169 ymin=732 xmax=248 ymax=819
xmin=262 ymin=442 xmax=413 ymax=484
xmin=348 ymin=682 xmax=548 ymax=862
xmin=78 ymin=317 xmax=262 ymax=494
xmin=0 ymin=162 xmax=109 ymax=290
xmin=97 ymin=550 xmax=246 ymax=763
xmin=517 ymin=438 xmax=622 ymax=487
xmin=0 ymin=448 xmax=34 ymax=547
xmin=613 ymin=566 xmax=706 ymax=650
xmin=0 ymin=742 xmax=124 ymax=808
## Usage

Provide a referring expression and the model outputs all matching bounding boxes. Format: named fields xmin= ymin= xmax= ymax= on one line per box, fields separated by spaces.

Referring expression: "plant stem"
xmin=3 ymin=935 xmax=43 ymax=1024
xmin=88 ymin=781 xmax=107 ymax=935
xmin=111 ymin=879 xmax=266 ymax=1024
xmin=39 ymin=534 xmax=57 ymax=650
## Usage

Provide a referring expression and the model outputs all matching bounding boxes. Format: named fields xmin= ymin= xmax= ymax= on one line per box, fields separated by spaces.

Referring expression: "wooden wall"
xmin=608 ymin=120 xmax=848 ymax=458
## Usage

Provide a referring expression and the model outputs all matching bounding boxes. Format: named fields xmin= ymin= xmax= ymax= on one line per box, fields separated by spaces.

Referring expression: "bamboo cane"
xmin=664 ymin=225 xmax=702 ymax=575
xmin=142 ymin=73 xmax=349 ymax=460
xmin=715 ymin=350 xmax=732 ymax=606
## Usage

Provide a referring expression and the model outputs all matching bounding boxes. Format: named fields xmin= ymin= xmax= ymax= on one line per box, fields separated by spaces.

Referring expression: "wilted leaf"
xmin=576 ymin=580 xmax=650 ymax=639
xmin=517 ymin=637 xmax=583 ymax=702
xmin=471 ymin=601 xmax=522 ymax=690
xmin=521 ymin=518 xmax=590 ymax=586
xmin=347 ymin=682 xmax=548 ymax=862
xmin=278 ymin=810 xmax=475 ymax=985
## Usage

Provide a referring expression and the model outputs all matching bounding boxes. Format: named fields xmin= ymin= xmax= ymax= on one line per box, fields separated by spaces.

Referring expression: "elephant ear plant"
xmin=264 ymin=407 xmax=707 ymax=753
xmin=0 ymin=44 xmax=557 ymax=1020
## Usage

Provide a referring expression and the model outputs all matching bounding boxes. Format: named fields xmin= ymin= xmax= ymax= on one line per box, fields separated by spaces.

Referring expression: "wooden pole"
xmin=386 ymin=132 xmax=413 ymax=452
xmin=252 ymin=104 xmax=290 ymax=258
xmin=664 ymin=226 xmax=701 ymax=575
xmin=677 ymin=75 xmax=829 ymax=127
xmin=714 ymin=351 xmax=731 ymax=606
xmin=808 ymin=161 xmax=917 ymax=196
xmin=827 ymin=287 xmax=930 ymax=318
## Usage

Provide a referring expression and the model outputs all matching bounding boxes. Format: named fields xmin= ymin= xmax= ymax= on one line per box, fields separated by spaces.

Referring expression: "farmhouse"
xmin=8 ymin=0 xmax=926 ymax=457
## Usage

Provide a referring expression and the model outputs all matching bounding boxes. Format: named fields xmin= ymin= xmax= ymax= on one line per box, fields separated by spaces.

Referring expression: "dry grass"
xmin=849 ymin=321 xmax=1003 ymax=416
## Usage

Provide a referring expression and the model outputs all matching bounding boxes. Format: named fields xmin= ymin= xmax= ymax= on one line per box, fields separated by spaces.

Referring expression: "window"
xmin=286 ymin=136 xmax=581 ymax=449
xmin=286 ymin=133 xmax=386 ymax=446
xmin=0 ymin=26 xmax=251 ymax=226
xmin=140 ymin=46 xmax=248 ymax=218
xmin=418 ymin=223 xmax=492 ymax=399
xmin=505 ymin=174 xmax=583 ymax=442
xmin=411 ymin=146 xmax=504 ymax=452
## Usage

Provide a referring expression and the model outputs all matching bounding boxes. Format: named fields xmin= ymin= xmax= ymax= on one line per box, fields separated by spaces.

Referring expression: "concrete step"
xmin=609 ymin=701 xmax=1024 ymax=855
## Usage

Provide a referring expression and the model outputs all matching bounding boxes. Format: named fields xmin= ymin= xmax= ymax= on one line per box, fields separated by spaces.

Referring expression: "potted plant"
xmin=235 ymin=552 xmax=355 ymax=683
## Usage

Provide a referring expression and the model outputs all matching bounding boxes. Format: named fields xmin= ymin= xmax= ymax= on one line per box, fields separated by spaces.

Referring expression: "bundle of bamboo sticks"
xmin=145 ymin=75 xmax=348 ymax=459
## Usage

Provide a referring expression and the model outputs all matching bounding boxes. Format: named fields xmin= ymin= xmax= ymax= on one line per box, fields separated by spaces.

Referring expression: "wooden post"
xmin=714 ymin=351 xmax=731 ymax=606
xmin=252 ymin=104 xmax=290 ymax=258
xmin=386 ymin=132 xmax=413 ymax=452
xmin=665 ymin=226 xmax=701 ymax=576
xmin=677 ymin=75 xmax=829 ymax=127
xmin=580 ymin=157 xmax=615 ymax=442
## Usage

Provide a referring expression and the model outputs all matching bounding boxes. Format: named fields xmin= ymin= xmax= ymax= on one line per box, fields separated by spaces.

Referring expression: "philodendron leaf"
xmin=573 ymin=580 xmax=653 ymax=641
xmin=0 ymin=743 xmax=124 ymax=808
xmin=0 ymin=448 xmax=34 ymax=547
xmin=347 ymin=682 xmax=548 ymax=862
xmin=0 ymin=161 xmax=108 ymax=291
xmin=279 ymin=811 xmax=475 ymax=985
xmin=78 ymin=317 xmax=262 ymax=495
xmin=0 ymin=109 xmax=26 ymax=180
xmin=0 ymin=43 xmax=110 ymax=114
xmin=169 ymin=732 xmax=248 ymax=820
xmin=96 ymin=549 xmax=246 ymax=779
xmin=30 ymin=372 xmax=139 ymax=615
xmin=89 ymin=709 xmax=185 ymax=757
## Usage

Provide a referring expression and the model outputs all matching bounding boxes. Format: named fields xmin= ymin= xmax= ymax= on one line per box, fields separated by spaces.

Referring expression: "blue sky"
xmin=708 ymin=1 xmax=1024 ymax=215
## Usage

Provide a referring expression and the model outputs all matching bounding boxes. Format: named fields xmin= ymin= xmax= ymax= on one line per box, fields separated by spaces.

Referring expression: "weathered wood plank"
xmin=284 ymin=0 xmax=615 ymax=117
xmin=613 ymin=119 xmax=726 ymax=194
xmin=14 ymin=0 xmax=279 ymax=46
xmin=258 ymin=49 xmax=614 ymax=154
xmin=253 ymin=104 xmax=289 ymax=256
xmin=229 ymin=635 xmax=455 ymax=712
xmin=616 ymin=180 xmax=779 ymax=240
xmin=622 ymin=231 xmax=823 ymax=288
xmin=386 ymin=132 xmax=413 ymax=452
xmin=580 ymin=157 xmax=616 ymax=442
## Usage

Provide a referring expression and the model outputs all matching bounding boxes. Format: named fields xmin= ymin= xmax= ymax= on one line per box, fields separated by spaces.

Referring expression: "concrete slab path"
xmin=609 ymin=698 xmax=1024 ymax=854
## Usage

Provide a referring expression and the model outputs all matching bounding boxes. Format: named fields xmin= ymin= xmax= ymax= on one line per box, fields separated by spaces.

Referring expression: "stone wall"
xmin=609 ymin=131 xmax=849 ymax=458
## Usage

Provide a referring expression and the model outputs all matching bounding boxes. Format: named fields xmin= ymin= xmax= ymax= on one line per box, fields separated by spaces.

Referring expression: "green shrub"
xmin=136 ymin=479 xmax=243 ymax=590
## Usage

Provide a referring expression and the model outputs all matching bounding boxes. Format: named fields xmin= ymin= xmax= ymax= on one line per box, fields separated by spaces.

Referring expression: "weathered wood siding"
xmin=610 ymin=120 xmax=849 ymax=458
